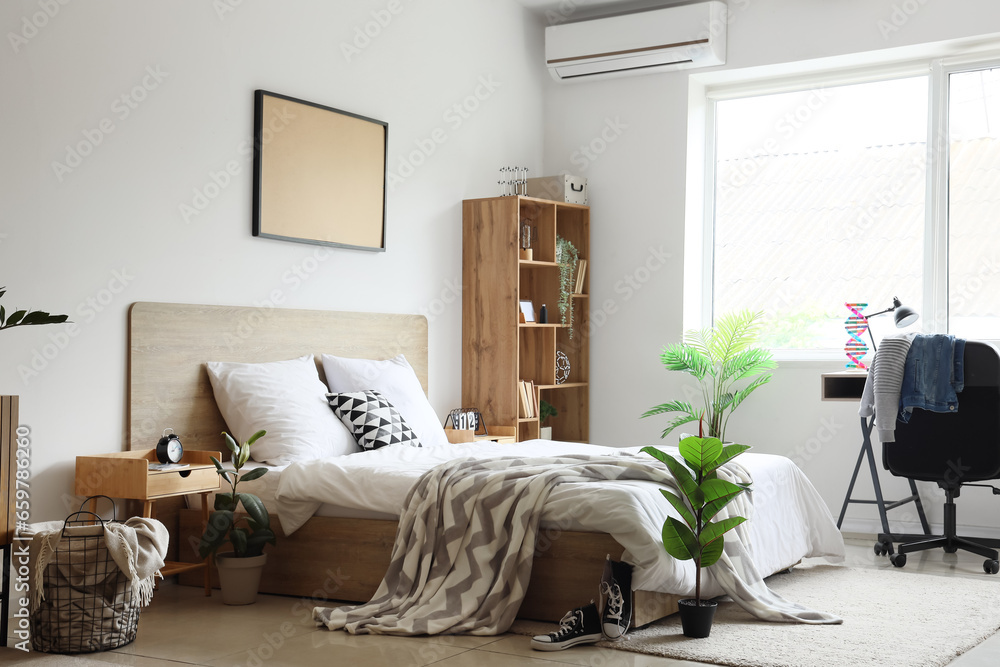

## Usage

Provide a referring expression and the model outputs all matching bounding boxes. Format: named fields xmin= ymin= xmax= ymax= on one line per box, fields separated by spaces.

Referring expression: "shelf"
xmin=572 ymin=293 xmax=588 ymax=298
xmin=519 ymin=323 xmax=564 ymax=328
xmin=537 ymin=382 xmax=588 ymax=390
xmin=520 ymin=260 xmax=559 ymax=268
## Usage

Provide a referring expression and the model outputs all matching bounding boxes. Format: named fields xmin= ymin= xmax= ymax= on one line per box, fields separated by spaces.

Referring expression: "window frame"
xmin=687 ymin=52 xmax=1000 ymax=360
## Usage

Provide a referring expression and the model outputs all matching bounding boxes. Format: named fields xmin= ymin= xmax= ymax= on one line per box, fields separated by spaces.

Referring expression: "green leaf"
xmin=229 ymin=527 xmax=249 ymax=556
xmin=210 ymin=456 xmax=224 ymax=472
xmin=641 ymin=400 xmax=698 ymax=420
xmin=20 ymin=310 xmax=69 ymax=326
xmin=678 ymin=436 xmax=723 ymax=474
xmin=703 ymin=443 xmax=751 ymax=476
xmin=659 ymin=488 xmax=696 ymax=529
xmin=699 ymin=534 xmax=725 ymax=568
xmin=198 ymin=510 xmax=234 ymax=558
xmin=699 ymin=516 xmax=747 ymax=547
xmin=238 ymin=493 xmax=270 ymax=530
xmin=5 ymin=310 xmax=26 ymax=327
xmin=728 ymin=374 xmax=773 ymax=414
xmin=238 ymin=467 xmax=268 ymax=483
xmin=644 ymin=447 xmax=705 ymax=509
xmin=247 ymin=429 xmax=266 ymax=446
xmin=700 ymin=478 xmax=750 ymax=523
xmin=0 ymin=304 xmax=5 ymax=325
xmin=659 ymin=344 xmax=710 ymax=380
xmin=223 ymin=432 xmax=239 ymax=455
xmin=662 ymin=516 xmax=699 ymax=561
xmin=214 ymin=492 xmax=236 ymax=511
xmin=238 ymin=443 xmax=251 ymax=468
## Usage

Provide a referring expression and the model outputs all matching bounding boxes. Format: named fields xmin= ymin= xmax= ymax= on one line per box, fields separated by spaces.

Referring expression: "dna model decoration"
xmin=844 ymin=302 xmax=869 ymax=370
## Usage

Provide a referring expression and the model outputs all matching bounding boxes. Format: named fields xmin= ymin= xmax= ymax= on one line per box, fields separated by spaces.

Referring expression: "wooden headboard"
xmin=127 ymin=302 xmax=428 ymax=452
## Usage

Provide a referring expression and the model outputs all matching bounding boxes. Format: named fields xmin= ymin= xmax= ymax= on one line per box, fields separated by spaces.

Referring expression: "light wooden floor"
xmin=3 ymin=537 xmax=1000 ymax=666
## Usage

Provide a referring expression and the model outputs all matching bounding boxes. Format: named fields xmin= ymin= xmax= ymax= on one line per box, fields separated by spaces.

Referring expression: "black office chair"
xmin=879 ymin=340 xmax=1000 ymax=574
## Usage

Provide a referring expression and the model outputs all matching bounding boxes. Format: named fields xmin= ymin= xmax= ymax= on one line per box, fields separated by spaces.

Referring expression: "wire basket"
xmin=30 ymin=498 xmax=141 ymax=654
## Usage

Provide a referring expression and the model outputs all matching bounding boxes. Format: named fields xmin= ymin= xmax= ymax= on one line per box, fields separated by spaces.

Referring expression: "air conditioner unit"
xmin=545 ymin=1 xmax=727 ymax=82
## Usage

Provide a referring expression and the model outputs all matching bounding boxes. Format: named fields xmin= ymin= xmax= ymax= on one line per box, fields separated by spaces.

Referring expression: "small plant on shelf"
xmin=555 ymin=236 xmax=579 ymax=339
xmin=539 ymin=399 xmax=558 ymax=425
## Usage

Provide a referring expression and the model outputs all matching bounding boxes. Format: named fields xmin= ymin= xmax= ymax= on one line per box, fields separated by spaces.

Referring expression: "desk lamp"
xmin=866 ymin=297 xmax=919 ymax=352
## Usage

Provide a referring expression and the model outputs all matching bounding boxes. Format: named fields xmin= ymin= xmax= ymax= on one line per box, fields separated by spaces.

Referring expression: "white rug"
xmin=513 ymin=564 xmax=1000 ymax=667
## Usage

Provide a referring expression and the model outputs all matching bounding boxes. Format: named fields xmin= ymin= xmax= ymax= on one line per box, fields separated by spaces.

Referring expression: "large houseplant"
xmin=199 ymin=429 xmax=276 ymax=604
xmin=641 ymin=424 xmax=751 ymax=638
xmin=642 ymin=309 xmax=775 ymax=442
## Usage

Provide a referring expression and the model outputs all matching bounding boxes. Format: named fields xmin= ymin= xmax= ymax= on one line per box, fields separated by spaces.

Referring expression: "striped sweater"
xmin=859 ymin=333 xmax=917 ymax=443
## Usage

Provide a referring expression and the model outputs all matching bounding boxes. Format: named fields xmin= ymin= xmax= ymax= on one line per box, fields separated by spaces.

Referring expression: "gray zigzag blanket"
xmin=313 ymin=453 xmax=840 ymax=635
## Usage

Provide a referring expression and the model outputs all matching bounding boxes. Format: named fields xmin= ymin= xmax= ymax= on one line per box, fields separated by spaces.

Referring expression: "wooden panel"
xmin=128 ymin=302 xmax=428 ymax=451
xmin=543 ymin=385 xmax=589 ymax=443
xmin=177 ymin=509 xmax=674 ymax=624
xmin=1 ymin=396 xmax=17 ymax=546
xmin=178 ymin=510 xmax=396 ymax=603
xmin=462 ymin=199 xmax=520 ymax=429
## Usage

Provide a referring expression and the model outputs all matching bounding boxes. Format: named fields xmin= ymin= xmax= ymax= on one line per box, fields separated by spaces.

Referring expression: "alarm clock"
xmin=155 ymin=429 xmax=184 ymax=464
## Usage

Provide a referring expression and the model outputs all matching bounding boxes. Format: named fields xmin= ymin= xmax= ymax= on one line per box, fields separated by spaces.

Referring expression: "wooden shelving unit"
xmin=462 ymin=196 xmax=589 ymax=443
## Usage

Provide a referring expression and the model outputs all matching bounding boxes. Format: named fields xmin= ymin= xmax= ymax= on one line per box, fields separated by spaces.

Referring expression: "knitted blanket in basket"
xmin=312 ymin=454 xmax=840 ymax=636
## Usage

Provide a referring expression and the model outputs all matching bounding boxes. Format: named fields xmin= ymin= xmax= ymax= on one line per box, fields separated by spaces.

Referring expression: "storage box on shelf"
xmin=462 ymin=195 xmax=589 ymax=443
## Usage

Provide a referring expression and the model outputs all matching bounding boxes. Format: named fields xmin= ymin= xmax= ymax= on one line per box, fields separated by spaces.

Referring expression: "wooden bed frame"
xmin=128 ymin=301 xmax=680 ymax=624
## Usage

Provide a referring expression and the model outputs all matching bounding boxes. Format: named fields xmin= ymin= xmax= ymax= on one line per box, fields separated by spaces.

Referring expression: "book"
xmin=519 ymin=381 xmax=531 ymax=418
xmin=575 ymin=259 xmax=588 ymax=294
xmin=148 ymin=463 xmax=190 ymax=471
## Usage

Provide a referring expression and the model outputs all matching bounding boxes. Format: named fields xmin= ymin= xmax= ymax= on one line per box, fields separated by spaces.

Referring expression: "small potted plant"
xmin=642 ymin=309 xmax=775 ymax=442
xmin=199 ymin=429 xmax=276 ymax=605
xmin=539 ymin=399 xmax=557 ymax=439
xmin=641 ymin=420 xmax=751 ymax=638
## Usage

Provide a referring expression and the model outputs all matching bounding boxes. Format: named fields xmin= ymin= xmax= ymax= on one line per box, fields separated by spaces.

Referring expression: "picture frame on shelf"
xmin=519 ymin=300 xmax=536 ymax=323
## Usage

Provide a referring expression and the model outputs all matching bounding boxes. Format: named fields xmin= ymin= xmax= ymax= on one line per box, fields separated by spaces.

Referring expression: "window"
xmin=702 ymin=60 xmax=1000 ymax=357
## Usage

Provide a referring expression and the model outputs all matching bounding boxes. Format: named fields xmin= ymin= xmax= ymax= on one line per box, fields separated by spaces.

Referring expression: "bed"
xmin=127 ymin=301 xmax=844 ymax=625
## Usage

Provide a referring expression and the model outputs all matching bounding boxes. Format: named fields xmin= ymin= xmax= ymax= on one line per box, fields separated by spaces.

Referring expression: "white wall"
xmin=0 ymin=0 xmax=547 ymax=522
xmin=543 ymin=0 xmax=1000 ymax=536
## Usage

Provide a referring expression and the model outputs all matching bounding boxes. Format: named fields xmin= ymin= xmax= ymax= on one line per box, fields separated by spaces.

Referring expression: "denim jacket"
xmin=898 ymin=334 xmax=966 ymax=421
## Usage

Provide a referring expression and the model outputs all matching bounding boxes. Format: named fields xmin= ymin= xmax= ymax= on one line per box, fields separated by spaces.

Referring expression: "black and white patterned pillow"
xmin=326 ymin=390 xmax=422 ymax=450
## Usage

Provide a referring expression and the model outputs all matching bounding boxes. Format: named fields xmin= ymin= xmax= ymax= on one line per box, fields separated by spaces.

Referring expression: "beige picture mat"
xmin=257 ymin=92 xmax=386 ymax=250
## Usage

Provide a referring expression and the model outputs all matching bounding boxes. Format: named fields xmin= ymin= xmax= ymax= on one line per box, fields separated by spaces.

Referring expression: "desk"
xmin=821 ymin=373 xmax=930 ymax=547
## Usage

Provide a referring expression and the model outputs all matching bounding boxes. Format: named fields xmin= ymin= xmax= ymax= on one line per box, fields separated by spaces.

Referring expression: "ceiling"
xmin=516 ymin=0 xmax=682 ymax=21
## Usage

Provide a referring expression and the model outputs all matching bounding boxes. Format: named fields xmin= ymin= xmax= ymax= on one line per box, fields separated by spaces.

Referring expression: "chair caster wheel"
xmin=873 ymin=542 xmax=884 ymax=556
xmin=874 ymin=541 xmax=891 ymax=556
xmin=890 ymin=553 xmax=907 ymax=568
xmin=944 ymin=545 xmax=958 ymax=554
xmin=984 ymin=560 xmax=999 ymax=575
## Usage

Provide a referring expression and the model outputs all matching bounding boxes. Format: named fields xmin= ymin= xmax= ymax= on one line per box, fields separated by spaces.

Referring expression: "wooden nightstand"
xmin=75 ymin=449 xmax=221 ymax=596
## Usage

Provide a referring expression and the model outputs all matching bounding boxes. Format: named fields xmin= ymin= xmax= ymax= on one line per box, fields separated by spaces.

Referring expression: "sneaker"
xmin=530 ymin=602 xmax=602 ymax=651
xmin=599 ymin=554 xmax=633 ymax=639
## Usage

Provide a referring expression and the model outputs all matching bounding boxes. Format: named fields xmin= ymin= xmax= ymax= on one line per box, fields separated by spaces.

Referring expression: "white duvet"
xmin=273 ymin=440 xmax=845 ymax=596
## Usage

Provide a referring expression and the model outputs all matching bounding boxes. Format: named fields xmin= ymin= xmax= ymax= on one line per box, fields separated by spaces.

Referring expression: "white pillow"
xmin=206 ymin=355 xmax=358 ymax=465
xmin=320 ymin=353 xmax=449 ymax=448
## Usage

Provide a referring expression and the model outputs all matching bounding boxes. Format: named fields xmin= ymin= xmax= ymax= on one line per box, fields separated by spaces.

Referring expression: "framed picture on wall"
xmin=252 ymin=90 xmax=388 ymax=252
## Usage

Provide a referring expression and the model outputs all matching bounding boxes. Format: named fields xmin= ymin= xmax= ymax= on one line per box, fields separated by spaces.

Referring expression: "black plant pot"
xmin=678 ymin=598 xmax=718 ymax=638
